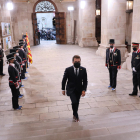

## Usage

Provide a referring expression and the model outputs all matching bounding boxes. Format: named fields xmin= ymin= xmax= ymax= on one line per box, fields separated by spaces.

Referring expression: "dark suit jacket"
xmin=62 ymin=66 xmax=88 ymax=96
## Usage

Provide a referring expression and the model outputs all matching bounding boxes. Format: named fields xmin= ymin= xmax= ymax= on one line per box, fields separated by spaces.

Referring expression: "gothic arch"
xmin=33 ymin=0 xmax=58 ymax=13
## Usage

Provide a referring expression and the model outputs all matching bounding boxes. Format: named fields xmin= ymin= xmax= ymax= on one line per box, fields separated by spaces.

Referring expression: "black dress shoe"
xmin=129 ymin=93 xmax=137 ymax=96
xmin=76 ymin=117 xmax=80 ymax=122
xmin=73 ymin=116 xmax=77 ymax=122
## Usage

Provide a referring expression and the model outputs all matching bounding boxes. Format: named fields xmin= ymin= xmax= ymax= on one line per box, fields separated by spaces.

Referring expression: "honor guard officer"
xmin=19 ymin=41 xmax=28 ymax=73
xmin=10 ymin=49 xmax=23 ymax=94
xmin=18 ymin=43 xmax=27 ymax=80
xmin=129 ymin=43 xmax=140 ymax=96
xmin=19 ymin=39 xmax=28 ymax=71
xmin=13 ymin=46 xmax=22 ymax=66
xmin=105 ymin=39 xmax=121 ymax=91
xmin=0 ymin=45 xmax=5 ymax=76
xmin=13 ymin=46 xmax=24 ymax=88
xmin=6 ymin=53 xmax=22 ymax=110
xmin=10 ymin=49 xmax=24 ymax=98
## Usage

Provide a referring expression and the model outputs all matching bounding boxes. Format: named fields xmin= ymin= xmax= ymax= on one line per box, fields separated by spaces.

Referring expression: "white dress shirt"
xmin=10 ymin=63 xmax=15 ymax=67
xmin=73 ymin=66 xmax=79 ymax=76
xmin=110 ymin=47 xmax=114 ymax=53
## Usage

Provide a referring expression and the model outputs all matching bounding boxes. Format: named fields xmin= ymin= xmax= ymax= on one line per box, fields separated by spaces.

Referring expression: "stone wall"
xmin=0 ymin=0 xmax=15 ymax=65
xmin=122 ymin=0 xmax=140 ymax=71
xmin=125 ymin=13 xmax=133 ymax=46
xmin=78 ymin=0 xmax=98 ymax=47
xmin=96 ymin=0 xmax=127 ymax=61
xmin=10 ymin=0 xmax=79 ymax=46
xmin=0 ymin=0 xmax=14 ymax=46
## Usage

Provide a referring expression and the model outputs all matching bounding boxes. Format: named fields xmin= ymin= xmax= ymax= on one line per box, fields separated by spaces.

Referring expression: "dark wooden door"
xmin=55 ymin=12 xmax=67 ymax=44
xmin=32 ymin=13 xmax=39 ymax=46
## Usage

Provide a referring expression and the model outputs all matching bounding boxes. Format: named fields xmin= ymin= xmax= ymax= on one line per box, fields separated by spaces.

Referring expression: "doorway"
xmin=37 ymin=13 xmax=56 ymax=43
xmin=32 ymin=0 xmax=67 ymax=46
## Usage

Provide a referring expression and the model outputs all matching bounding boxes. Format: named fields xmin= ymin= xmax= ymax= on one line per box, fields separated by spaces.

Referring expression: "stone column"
xmin=78 ymin=0 xmax=98 ymax=47
xmin=96 ymin=0 xmax=127 ymax=61
xmin=122 ymin=0 xmax=140 ymax=71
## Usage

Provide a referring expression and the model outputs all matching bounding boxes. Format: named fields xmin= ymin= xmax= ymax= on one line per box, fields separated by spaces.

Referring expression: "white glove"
xmin=106 ymin=67 xmax=108 ymax=69
xmin=14 ymin=82 xmax=19 ymax=89
xmin=133 ymin=67 xmax=137 ymax=72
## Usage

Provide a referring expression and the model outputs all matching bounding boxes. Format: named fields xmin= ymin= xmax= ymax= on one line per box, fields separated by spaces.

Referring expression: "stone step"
xmin=1 ymin=114 xmax=140 ymax=137
xmin=73 ymin=130 xmax=140 ymax=140
xmin=2 ymin=122 xmax=140 ymax=140
xmin=0 ymin=111 xmax=131 ymax=128
xmin=1 ymin=110 xmax=139 ymax=130
xmin=0 ymin=127 xmax=109 ymax=140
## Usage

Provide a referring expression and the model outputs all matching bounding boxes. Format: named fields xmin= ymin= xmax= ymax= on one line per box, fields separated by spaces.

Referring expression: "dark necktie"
xmin=76 ymin=68 xmax=78 ymax=76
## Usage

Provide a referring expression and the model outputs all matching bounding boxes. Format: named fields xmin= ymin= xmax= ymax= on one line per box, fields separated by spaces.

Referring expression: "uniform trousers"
xmin=21 ymin=70 xmax=25 ymax=79
xmin=133 ymin=71 xmax=140 ymax=94
xmin=9 ymin=85 xmax=19 ymax=109
xmin=23 ymin=65 xmax=26 ymax=73
xmin=0 ymin=59 xmax=3 ymax=75
xmin=108 ymin=66 xmax=118 ymax=88
xmin=70 ymin=90 xmax=81 ymax=119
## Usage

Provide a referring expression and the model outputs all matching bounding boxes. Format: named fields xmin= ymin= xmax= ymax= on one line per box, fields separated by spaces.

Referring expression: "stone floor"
xmin=0 ymin=41 xmax=140 ymax=139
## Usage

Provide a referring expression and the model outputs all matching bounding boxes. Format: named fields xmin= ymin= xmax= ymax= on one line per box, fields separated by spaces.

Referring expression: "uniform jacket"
xmin=106 ymin=47 xmax=121 ymax=69
xmin=62 ymin=66 xmax=88 ymax=96
xmin=16 ymin=55 xmax=22 ymax=66
xmin=24 ymin=43 xmax=28 ymax=58
xmin=14 ymin=60 xmax=21 ymax=74
xmin=131 ymin=49 xmax=140 ymax=71
xmin=8 ymin=64 xmax=19 ymax=86
xmin=18 ymin=48 xmax=27 ymax=64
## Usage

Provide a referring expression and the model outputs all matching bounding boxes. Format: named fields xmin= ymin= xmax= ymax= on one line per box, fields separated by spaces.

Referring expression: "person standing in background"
xmin=105 ymin=39 xmax=121 ymax=91
xmin=38 ymin=29 xmax=41 ymax=45
xmin=7 ymin=53 xmax=22 ymax=110
xmin=0 ymin=44 xmax=5 ymax=76
xmin=129 ymin=43 xmax=140 ymax=97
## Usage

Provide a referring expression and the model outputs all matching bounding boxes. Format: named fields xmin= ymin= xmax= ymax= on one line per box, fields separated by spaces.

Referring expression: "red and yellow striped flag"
xmin=25 ymin=33 xmax=33 ymax=64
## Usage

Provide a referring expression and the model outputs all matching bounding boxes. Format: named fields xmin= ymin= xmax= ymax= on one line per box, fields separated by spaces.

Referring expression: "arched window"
xmin=35 ymin=1 xmax=55 ymax=12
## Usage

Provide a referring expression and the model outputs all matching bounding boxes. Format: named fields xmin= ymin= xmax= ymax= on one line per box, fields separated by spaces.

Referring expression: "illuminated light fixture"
xmin=68 ymin=6 xmax=74 ymax=11
xmin=80 ymin=1 xmax=86 ymax=9
xmin=96 ymin=9 xmax=100 ymax=16
xmin=126 ymin=0 xmax=133 ymax=13
xmin=6 ymin=2 xmax=13 ymax=10
xmin=27 ymin=0 xmax=30 ymax=3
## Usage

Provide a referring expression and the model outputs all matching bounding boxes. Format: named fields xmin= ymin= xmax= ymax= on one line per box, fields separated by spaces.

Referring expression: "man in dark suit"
xmin=62 ymin=55 xmax=88 ymax=122
xmin=0 ymin=45 xmax=5 ymax=76
xmin=105 ymin=39 xmax=121 ymax=91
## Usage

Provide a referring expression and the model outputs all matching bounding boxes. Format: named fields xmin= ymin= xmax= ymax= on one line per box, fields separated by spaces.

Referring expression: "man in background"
xmin=105 ymin=39 xmax=121 ymax=91
xmin=0 ymin=44 xmax=5 ymax=76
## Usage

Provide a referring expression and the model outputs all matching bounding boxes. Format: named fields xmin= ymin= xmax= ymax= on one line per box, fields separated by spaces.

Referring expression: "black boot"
xmin=129 ymin=92 xmax=137 ymax=96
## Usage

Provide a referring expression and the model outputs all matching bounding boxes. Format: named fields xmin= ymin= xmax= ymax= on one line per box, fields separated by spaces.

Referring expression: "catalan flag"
xmin=25 ymin=33 xmax=33 ymax=64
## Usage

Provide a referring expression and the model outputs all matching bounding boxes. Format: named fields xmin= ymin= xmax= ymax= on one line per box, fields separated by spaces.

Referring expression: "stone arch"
xmin=33 ymin=0 xmax=58 ymax=13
